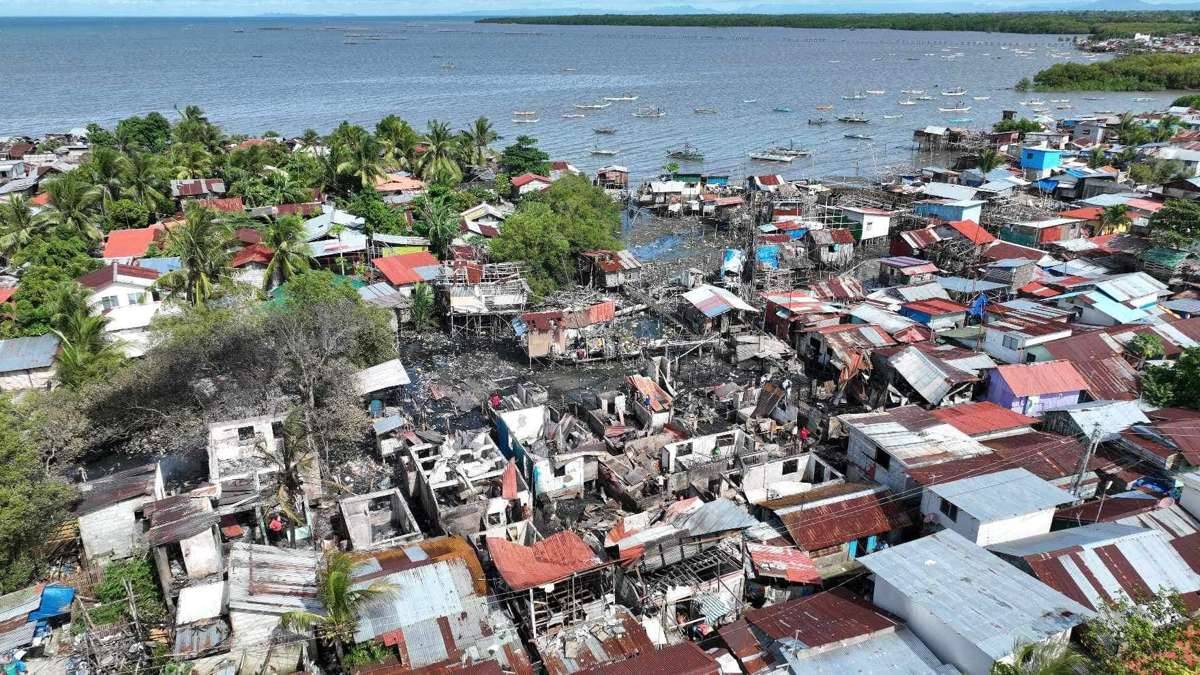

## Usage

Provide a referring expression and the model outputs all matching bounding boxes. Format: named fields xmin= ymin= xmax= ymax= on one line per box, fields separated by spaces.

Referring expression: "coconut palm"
xmin=298 ymin=128 xmax=323 ymax=150
xmin=333 ymin=124 xmax=386 ymax=191
xmin=990 ymin=641 xmax=1088 ymax=675
xmin=420 ymin=119 xmax=463 ymax=186
xmin=170 ymin=142 xmax=214 ymax=180
xmin=417 ymin=196 xmax=460 ymax=260
xmin=1154 ymin=114 xmax=1181 ymax=143
xmin=1099 ymin=204 xmax=1130 ymax=235
xmin=261 ymin=215 xmax=312 ymax=291
xmin=1088 ymin=147 xmax=1108 ymax=169
xmin=36 ymin=173 xmax=103 ymax=243
xmin=976 ymin=148 xmax=1005 ymax=174
xmin=0 ymin=195 xmax=47 ymax=258
xmin=122 ymin=152 xmax=169 ymax=217
xmin=262 ymin=168 xmax=312 ymax=206
xmin=254 ymin=407 xmax=314 ymax=544
xmin=83 ymin=146 xmax=130 ymax=210
xmin=157 ymin=204 xmax=233 ymax=306
xmin=461 ymin=116 xmax=500 ymax=166
xmin=376 ymin=115 xmax=421 ymax=171
xmin=47 ymin=281 xmax=124 ymax=388
xmin=173 ymin=105 xmax=224 ymax=153
xmin=280 ymin=550 xmax=395 ymax=664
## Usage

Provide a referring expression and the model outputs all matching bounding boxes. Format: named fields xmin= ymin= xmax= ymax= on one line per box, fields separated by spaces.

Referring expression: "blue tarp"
xmin=756 ymin=245 xmax=780 ymax=269
xmin=29 ymin=585 xmax=74 ymax=627
xmin=1035 ymin=179 xmax=1058 ymax=193
xmin=787 ymin=228 xmax=807 ymax=241
xmin=722 ymin=248 xmax=745 ymax=275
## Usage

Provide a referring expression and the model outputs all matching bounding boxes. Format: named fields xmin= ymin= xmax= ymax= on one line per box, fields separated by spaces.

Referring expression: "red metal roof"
xmin=1121 ymin=408 xmax=1200 ymax=465
xmin=373 ymin=252 xmax=441 ymax=286
xmin=1019 ymin=281 xmax=1061 ymax=299
xmin=580 ymin=642 xmax=718 ymax=675
xmin=1172 ymin=533 xmax=1200 ymax=574
xmin=1055 ymin=495 xmax=1174 ymax=525
xmin=993 ymin=360 xmax=1089 ymax=397
xmin=982 ymin=240 xmax=1045 ymax=262
xmin=487 ymin=531 xmax=602 ymax=591
xmin=30 ymin=192 xmax=50 ymax=206
xmin=1073 ymin=356 xmax=1139 ymax=402
xmin=944 ymin=219 xmax=996 ymax=244
xmin=828 ymin=228 xmax=855 ymax=244
xmin=931 ymin=402 xmax=1036 ymax=438
xmin=511 ymin=173 xmax=551 ymax=188
xmin=746 ymin=543 xmax=821 ymax=584
xmin=231 ymin=243 xmax=273 ymax=268
xmin=757 ymin=174 xmax=782 ymax=186
xmin=901 ymin=298 xmax=966 ymax=316
xmin=77 ymin=263 xmax=160 ymax=289
xmin=0 ymin=288 xmax=16 ymax=304
xmin=274 ymin=201 xmax=323 ymax=217
xmin=742 ymin=589 xmax=896 ymax=646
xmin=234 ymin=227 xmax=262 ymax=245
xmin=780 ymin=490 xmax=911 ymax=552
xmin=196 ymin=196 xmax=245 ymax=213
xmin=1058 ymin=206 xmax=1104 ymax=221
xmin=102 ymin=227 xmax=159 ymax=259
xmin=501 ymin=461 xmax=518 ymax=500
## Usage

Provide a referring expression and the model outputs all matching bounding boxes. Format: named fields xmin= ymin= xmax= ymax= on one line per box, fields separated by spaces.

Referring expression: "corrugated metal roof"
xmin=743 ymin=589 xmax=895 ymax=646
xmin=538 ymin=606 xmax=655 ymax=675
xmin=227 ymin=543 xmax=321 ymax=614
xmin=746 ymin=543 xmax=821 ymax=583
xmin=922 ymin=182 xmax=977 ymax=201
xmin=839 ymin=406 xmax=992 ymax=466
xmin=488 ymin=531 xmax=602 ymax=590
xmin=0 ymin=621 xmax=36 ymax=653
xmin=887 ymin=346 xmax=976 ymax=405
xmin=848 ymin=304 xmax=921 ymax=335
xmin=0 ymin=333 xmax=59 ymax=373
xmin=993 ymin=360 xmax=1089 ymax=397
xmin=1093 ymin=272 xmax=1168 ymax=304
xmin=928 ymin=468 xmax=1074 ymax=521
xmin=931 ymin=402 xmax=1035 ymax=438
xmin=354 ymin=359 xmax=411 ymax=396
xmin=682 ymin=284 xmax=758 ymax=318
xmin=780 ymin=627 xmax=954 ymax=674
xmin=859 ymin=530 xmax=1093 ymax=661
xmin=1072 ymin=357 xmax=1140 ymax=402
xmin=667 ymin=498 xmax=758 ymax=537
xmin=990 ymin=524 xmax=1200 ymax=611
xmin=936 ymin=276 xmax=1007 ymax=294
xmin=583 ymin=642 xmax=718 ymax=675
xmin=0 ymin=585 xmax=41 ymax=624
xmin=779 ymin=486 xmax=911 ymax=552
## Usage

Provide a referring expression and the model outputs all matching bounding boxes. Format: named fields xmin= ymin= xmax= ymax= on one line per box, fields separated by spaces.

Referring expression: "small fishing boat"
xmin=942 ymin=88 xmax=967 ymax=96
xmin=1050 ymin=98 xmax=1070 ymax=103
xmin=883 ymin=114 xmax=903 ymax=119
xmin=561 ymin=67 xmax=577 ymax=72
xmin=901 ymin=89 xmax=925 ymax=94
xmin=865 ymin=89 xmax=886 ymax=95
xmin=815 ymin=104 xmax=834 ymax=111
xmin=604 ymin=93 xmax=639 ymax=102
xmin=561 ymin=113 xmax=586 ymax=119
xmin=844 ymin=133 xmax=872 ymax=140
xmin=837 ymin=114 xmax=870 ymax=123
xmin=842 ymin=92 xmax=867 ymax=100
xmin=947 ymin=117 xmax=973 ymax=123
xmin=666 ymin=142 xmax=703 ymax=161
xmin=769 ymin=142 xmax=811 ymax=158
xmin=512 ymin=118 xmax=540 ymax=124
xmin=1133 ymin=97 xmax=1153 ymax=102
xmin=1093 ymin=109 xmax=1114 ymax=114
xmin=808 ymin=118 xmax=829 ymax=125
xmin=898 ymin=99 xmax=916 ymax=106
xmin=693 ymin=107 xmax=719 ymax=114
xmin=973 ymin=96 xmax=991 ymax=101
xmin=575 ymin=101 xmax=612 ymax=110
xmin=743 ymin=99 xmax=758 ymax=103
xmin=1083 ymin=96 xmax=1103 ymax=101
xmin=633 ymin=106 xmax=666 ymax=118
xmin=749 ymin=151 xmax=794 ymax=163
xmin=773 ymin=106 xmax=793 ymax=113
xmin=916 ymin=95 xmax=933 ymax=101
xmin=1021 ymin=99 xmax=1046 ymax=106
xmin=591 ymin=147 xmax=619 ymax=156
xmin=939 ymin=103 xmax=971 ymax=112
xmin=512 ymin=111 xmax=537 ymax=116
xmin=593 ymin=127 xmax=617 ymax=134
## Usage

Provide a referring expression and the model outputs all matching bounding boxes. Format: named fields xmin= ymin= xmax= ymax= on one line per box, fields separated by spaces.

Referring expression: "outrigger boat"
xmin=837 ymin=113 xmax=870 ymax=123
xmin=883 ymin=114 xmax=903 ymax=119
xmin=773 ymin=106 xmax=793 ymax=113
xmin=942 ymin=88 xmax=967 ymax=96
xmin=939 ymin=101 xmax=971 ymax=112
xmin=844 ymin=133 xmax=872 ymax=140
xmin=512 ymin=118 xmax=539 ymax=124
xmin=575 ymin=101 xmax=612 ymax=110
xmin=604 ymin=93 xmax=639 ymax=102
xmin=512 ymin=111 xmax=537 ymax=116
xmin=808 ymin=118 xmax=829 ymax=125
xmin=693 ymin=107 xmax=719 ymax=114
xmin=591 ymin=147 xmax=619 ymax=156
xmin=666 ymin=142 xmax=703 ymax=161
xmin=593 ymin=127 xmax=617 ymax=134
xmin=749 ymin=150 xmax=794 ymax=163
xmin=561 ymin=113 xmax=585 ymax=119
xmin=898 ymin=99 xmax=916 ymax=106
xmin=815 ymin=104 xmax=834 ymax=110
xmin=633 ymin=106 xmax=666 ymax=118
xmin=865 ymin=89 xmax=886 ymax=95
xmin=768 ymin=142 xmax=811 ymax=157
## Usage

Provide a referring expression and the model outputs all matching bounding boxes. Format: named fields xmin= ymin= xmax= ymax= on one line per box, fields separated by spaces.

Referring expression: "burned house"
xmin=338 ymin=488 xmax=422 ymax=550
xmin=761 ymin=291 xmax=843 ymax=348
xmin=492 ymin=394 xmax=608 ymax=503
xmin=440 ymin=261 xmax=530 ymax=337
xmin=142 ymin=491 xmax=222 ymax=607
xmin=627 ymin=374 xmax=674 ymax=431
xmin=488 ymin=531 xmax=609 ymax=638
xmin=868 ymin=344 xmax=981 ymax=408
xmin=226 ymin=543 xmax=322 ymax=673
xmin=579 ymin=250 xmax=643 ymax=289
xmin=518 ymin=300 xmax=627 ymax=363
xmin=397 ymin=427 xmax=533 ymax=546
xmin=76 ymin=463 xmax=162 ymax=565
xmin=536 ymin=605 xmax=657 ymax=674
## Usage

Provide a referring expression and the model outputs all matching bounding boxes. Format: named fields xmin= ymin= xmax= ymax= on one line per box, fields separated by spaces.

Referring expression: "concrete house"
xmin=920 ymin=468 xmax=1075 ymax=546
xmin=839 ymin=206 xmax=895 ymax=242
xmin=142 ymin=492 xmax=222 ymax=606
xmin=985 ymin=360 xmax=1089 ymax=417
xmin=77 ymin=263 xmax=160 ymax=312
xmin=0 ymin=334 xmax=59 ymax=391
xmin=76 ymin=464 xmax=163 ymax=564
xmin=983 ymin=318 xmax=1072 ymax=364
xmin=860 ymin=529 xmax=1093 ymax=675
xmin=338 ymin=488 xmax=423 ymax=550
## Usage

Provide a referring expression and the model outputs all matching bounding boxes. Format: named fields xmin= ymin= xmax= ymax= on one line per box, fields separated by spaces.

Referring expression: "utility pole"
xmin=1070 ymin=423 xmax=1103 ymax=497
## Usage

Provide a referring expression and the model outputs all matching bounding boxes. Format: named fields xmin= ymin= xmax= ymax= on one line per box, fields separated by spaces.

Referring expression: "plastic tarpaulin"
xmin=756 ymin=245 xmax=781 ymax=269
xmin=29 ymin=585 xmax=74 ymax=627
xmin=722 ymin=248 xmax=745 ymax=275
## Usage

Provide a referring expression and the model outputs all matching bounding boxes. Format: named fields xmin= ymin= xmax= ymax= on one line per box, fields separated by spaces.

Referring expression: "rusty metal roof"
xmin=579 ymin=641 xmax=718 ymax=675
xmin=538 ymin=606 xmax=655 ymax=675
xmin=931 ymin=402 xmax=1035 ymax=438
xmin=75 ymin=464 xmax=157 ymax=516
xmin=746 ymin=543 xmax=821 ymax=584
xmin=143 ymin=493 xmax=219 ymax=545
xmin=487 ymin=531 xmax=602 ymax=591
xmin=779 ymin=487 xmax=911 ymax=552
xmin=743 ymin=589 xmax=896 ymax=646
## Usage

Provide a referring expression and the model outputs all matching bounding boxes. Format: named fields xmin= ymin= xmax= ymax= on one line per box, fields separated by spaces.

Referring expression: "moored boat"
xmin=666 ymin=142 xmax=703 ymax=161
xmin=633 ymin=106 xmax=666 ymax=118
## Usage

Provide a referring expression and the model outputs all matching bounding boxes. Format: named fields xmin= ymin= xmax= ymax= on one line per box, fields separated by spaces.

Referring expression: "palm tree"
xmin=461 ymin=116 xmax=500 ymax=166
xmin=261 ymin=216 xmax=312 ymax=291
xmin=1099 ymin=204 xmax=1130 ymax=235
xmin=0 ymin=195 xmax=46 ymax=259
xmin=37 ymin=173 xmax=103 ymax=244
xmin=255 ymin=408 xmax=314 ymax=544
xmin=173 ymin=105 xmax=224 ymax=153
xmin=1087 ymin=147 xmax=1108 ymax=169
xmin=990 ymin=641 xmax=1088 ymax=675
xmin=122 ymin=152 xmax=169 ymax=217
xmin=298 ymin=128 xmax=322 ymax=150
xmin=280 ymin=550 xmax=395 ymax=664
xmin=333 ymin=125 xmax=386 ymax=191
xmin=262 ymin=168 xmax=312 ymax=206
xmin=376 ymin=115 xmax=421 ymax=171
xmin=417 ymin=197 xmax=460 ymax=259
xmin=410 ymin=282 xmax=435 ymax=329
xmin=47 ymin=281 xmax=124 ymax=388
xmin=976 ymin=148 xmax=1005 ymax=174
xmin=157 ymin=204 xmax=233 ymax=306
xmin=83 ymin=146 xmax=130 ymax=210
xmin=170 ymin=142 xmax=214 ymax=180
xmin=1154 ymin=114 xmax=1181 ymax=143
xmin=419 ymin=119 xmax=464 ymax=186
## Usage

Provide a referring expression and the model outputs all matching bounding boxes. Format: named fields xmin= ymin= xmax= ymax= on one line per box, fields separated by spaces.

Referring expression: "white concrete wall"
xmin=180 ymin=529 xmax=221 ymax=578
xmin=0 ymin=366 xmax=54 ymax=392
xmin=1178 ymin=472 xmax=1200 ymax=520
xmin=87 ymin=280 xmax=153 ymax=310
xmin=860 ymin=214 xmax=890 ymax=240
xmin=80 ymin=498 xmax=151 ymax=562
xmin=872 ymin=577 xmax=996 ymax=675
xmin=847 ymin=429 xmax=909 ymax=493
xmin=975 ymin=509 xmax=1056 ymax=546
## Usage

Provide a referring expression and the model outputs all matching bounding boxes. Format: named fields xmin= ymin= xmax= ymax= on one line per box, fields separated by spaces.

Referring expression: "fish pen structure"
xmin=439 ymin=262 xmax=530 ymax=339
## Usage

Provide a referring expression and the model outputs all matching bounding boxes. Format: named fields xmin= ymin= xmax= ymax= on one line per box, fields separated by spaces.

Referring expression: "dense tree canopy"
xmin=499 ymin=135 xmax=551 ymax=177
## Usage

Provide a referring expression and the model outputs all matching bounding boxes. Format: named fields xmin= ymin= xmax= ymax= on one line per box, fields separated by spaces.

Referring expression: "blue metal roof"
xmin=0 ymin=334 xmax=59 ymax=373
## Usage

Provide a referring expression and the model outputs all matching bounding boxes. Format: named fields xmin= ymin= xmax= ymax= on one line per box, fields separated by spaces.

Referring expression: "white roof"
xmin=354 ymin=359 xmax=411 ymax=396
xmin=921 ymin=182 xmax=978 ymax=202
xmin=840 ymin=407 xmax=992 ymax=467
xmin=927 ymin=468 xmax=1074 ymax=520
xmin=649 ymin=181 xmax=686 ymax=193
xmin=860 ymin=530 xmax=1093 ymax=662
xmin=176 ymin=581 xmax=226 ymax=626
xmin=1092 ymin=272 xmax=1169 ymax=303
xmin=782 ymin=627 xmax=956 ymax=674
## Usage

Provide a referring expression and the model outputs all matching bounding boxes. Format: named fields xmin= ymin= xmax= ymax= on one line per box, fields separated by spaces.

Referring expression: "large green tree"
xmin=490 ymin=201 xmax=571 ymax=297
xmin=498 ymin=135 xmax=550 ymax=177
xmin=158 ymin=204 xmax=234 ymax=306
xmin=37 ymin=173 xmax=103 ymax=244
xmin=1149 ymin=199 xmax=1200 ymax=249
xmin=261 ymin=215 xmax=312 ymax=291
